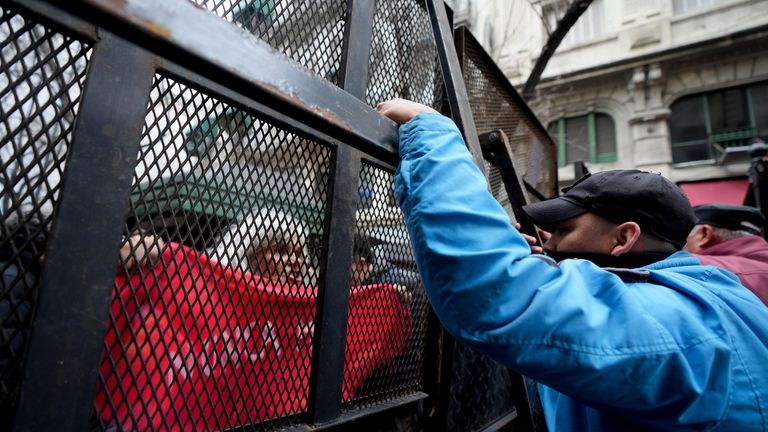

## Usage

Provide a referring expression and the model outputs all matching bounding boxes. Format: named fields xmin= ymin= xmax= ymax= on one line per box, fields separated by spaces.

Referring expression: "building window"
xmin=543 ymin=0 xmax=605 ymax=48
xmin=668 ymin=81 xmax=768 ymax=164
xmin=672 ymin=0 xmax=729 ymax=15
xmin=548 ymin=113 xmax=617 ymax=167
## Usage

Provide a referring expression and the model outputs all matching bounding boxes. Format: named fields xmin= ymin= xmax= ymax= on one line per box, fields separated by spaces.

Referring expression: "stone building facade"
xmin=451 ymin=0 xmax=768 ymax=203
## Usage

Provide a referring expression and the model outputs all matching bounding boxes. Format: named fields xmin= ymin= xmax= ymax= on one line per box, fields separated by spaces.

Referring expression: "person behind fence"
xmin=351 ymin=232 xmax=376 ymax=284
xmin=209 ymin=211 xmax=388 ymax=288
xmin=350 ymin=231 xmax=410 ymax=289
xmin=375 ymin=98 xmax=768 ymax=431
xmin=684 ymin=203 xmax=768 ymax=305
xmin=97 ymin=208 xmax=412 ymax=430
xmin=207 ymin=208 xmax=311 ymax=286
xmin=0 ymin=217 xmax=163 ymax=429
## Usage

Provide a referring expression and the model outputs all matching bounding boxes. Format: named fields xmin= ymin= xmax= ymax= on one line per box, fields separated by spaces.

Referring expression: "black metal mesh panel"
xmin=342 ymin=163 xmax=428 ymax=410
xmin=486 ymin=163 xmax=518 ymax=223
xmin=446 ymin=342 xmax=519 ymax=432
xmin=445 ymin=31 xmax=553 ymax=432
xmin=92 ymin=74 xmax=332 ymax=431
xmin=0 ymin=6 xmax=91 ymax=428
xmin=366 ymin=0 xmax=443 ymax=109
xmin=192 ymin=0 xmax=347 ymax=85
xmin=462 ymin=35 xmax=557 ymax=200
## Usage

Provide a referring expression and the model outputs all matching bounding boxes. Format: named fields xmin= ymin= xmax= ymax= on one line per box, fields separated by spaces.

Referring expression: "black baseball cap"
xmin=693 ymin=203 xmax=765 ymax=236
xmin=522 ymin=170 xmax=696 ymax=248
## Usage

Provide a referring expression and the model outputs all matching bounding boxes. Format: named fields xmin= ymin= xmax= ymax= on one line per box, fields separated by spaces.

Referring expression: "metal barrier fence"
xmin=457 ymin=28 xmax=557 ymax=207
xmin=441 ymin=29 xmax=555 ymax=432
xmin=0 ymin=0 xmax=555 ymax=430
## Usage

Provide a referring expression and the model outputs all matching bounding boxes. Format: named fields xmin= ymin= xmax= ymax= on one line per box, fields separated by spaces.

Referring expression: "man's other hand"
xmin=514 ymin=223 xmax=550 ymax=254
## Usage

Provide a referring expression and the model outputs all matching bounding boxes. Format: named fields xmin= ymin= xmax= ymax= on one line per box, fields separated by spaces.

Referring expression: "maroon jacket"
xmin=694 ymin=235 xmax=768 ymax=306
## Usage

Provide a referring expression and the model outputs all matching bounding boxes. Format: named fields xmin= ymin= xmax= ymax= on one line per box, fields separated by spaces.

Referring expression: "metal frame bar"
xmin=2 ymin=0 xmax=557 ymax=430
xmin=306 ymin=0 xmax=376 ymax=423
xmin=426 ymin=324 xmax=456 ymax=432
xmin=454 ymin=24 xmax=548 ymax=431
xmin=308 ymin=148 xmax=362 ymax=424
xmin=477 ymin=130 xmax=544 ymax=431
xmin=4 ymin=0 xmax=427 ymax=429
xmin=42 ymin=0 xmax=401 ymax=164
xmin=337 ymin=0 xmax=376 ymax=99
xmin=505 ymin=374 xmax=536 ymax=432
xmin=303 ymin=392 xmax=428 ymax=431
xmin=453 ymin=23 xmax=465 ymax=70
xmin=574 ymin=160 xmax=590 ymax=179
xmin=476 ymin=408 xmax=519 ymax=432
xmin=13 ymin=33 xmax=155 ymax=431
xmin=4 ymin=0 xmax=98 ymax=41
xmin=158 ymin=62 xmax=351 ymax=157
xmin=421 ymin=13 xmax=470 ymax=430
xmin=479 ymin=130 xmax=541 ymax=242
xmin=6 ymin=0 xmax=378 ymax=163
xmin=425 ymin=0 xmax=486 ymax=177
xmin=458 ymin=24 xmax=556 ymax=141
xmin=455 ymin=25 xmax=564 ymax=196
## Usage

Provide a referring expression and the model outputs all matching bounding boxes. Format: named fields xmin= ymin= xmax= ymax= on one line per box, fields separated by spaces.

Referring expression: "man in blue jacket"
xmin=376 ymin=98 xmax=768 ymax=431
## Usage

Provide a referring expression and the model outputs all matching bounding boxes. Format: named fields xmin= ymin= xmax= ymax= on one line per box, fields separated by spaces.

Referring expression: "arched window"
xmin=668 ymin=81 xmax=768 ymax=164
xmin=548 ymin=113 xmax=617 ymax=167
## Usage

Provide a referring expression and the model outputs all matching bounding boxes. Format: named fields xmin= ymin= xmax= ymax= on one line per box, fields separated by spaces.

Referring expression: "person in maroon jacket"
xmin=684 ymin=203 xmax=768 ymax=305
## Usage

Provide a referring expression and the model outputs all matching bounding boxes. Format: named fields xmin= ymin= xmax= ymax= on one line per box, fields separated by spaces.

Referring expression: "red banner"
xmin=95 ymin=243 xmax=411 ymax=431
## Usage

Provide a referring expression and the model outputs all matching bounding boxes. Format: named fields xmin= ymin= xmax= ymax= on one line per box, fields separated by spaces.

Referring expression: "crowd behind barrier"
xmin=96 ymin=241 xmax=411 ymax=431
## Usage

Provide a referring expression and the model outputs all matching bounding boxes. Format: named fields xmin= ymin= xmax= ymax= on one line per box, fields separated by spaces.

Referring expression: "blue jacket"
xmin=394 ymin=113 xmax=768 ymax=431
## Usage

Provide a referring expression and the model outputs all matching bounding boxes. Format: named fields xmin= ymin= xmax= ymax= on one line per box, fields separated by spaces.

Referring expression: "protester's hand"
xmin=376 ymin=98 xmax=439 ymax=125
xmin=537 ymin=227 xmax=552 ymax=245
xmin=514 ymin=223 xmax=551 ymax=254
xmin=120 ymin=233 xmax=166 ymax=271
xmin=394 ymin=283 xmax=413 ymax=306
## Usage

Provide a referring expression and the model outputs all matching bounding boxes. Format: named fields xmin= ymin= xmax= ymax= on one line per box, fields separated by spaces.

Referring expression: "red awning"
xmin=678 ymin=178 xmax=751 ymax=207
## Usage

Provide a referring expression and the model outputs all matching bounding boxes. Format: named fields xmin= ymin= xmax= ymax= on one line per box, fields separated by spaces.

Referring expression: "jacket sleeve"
xmin=393 ymin=113 xmax=730 ymax=417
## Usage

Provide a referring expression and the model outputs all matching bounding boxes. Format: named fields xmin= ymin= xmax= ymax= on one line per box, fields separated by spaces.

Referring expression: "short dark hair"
xmin=352 ymin=233 xmax=374 ymax=263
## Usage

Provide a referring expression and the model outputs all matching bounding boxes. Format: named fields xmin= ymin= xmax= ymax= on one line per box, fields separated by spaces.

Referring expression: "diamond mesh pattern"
xmin=485 ymin=162 xmax=518 ymax=223
xmin=0 ymin=1 xmax=553 ymax=429
xmin=342 ymin=163 xmax=428 ymax=410
xmin=192 ymin=0 xmax=347 ymax=85
xmin=462 ymin=35 xmax=557 ymax=201
xmin=92 ymin=74 xmax=332 ymax=431
xmin=446 ymin=342 xmax=519 ymax=432
xmin=441 ymin=34 xmax=553 ymax=432
xmin=366 ymin=0 xmax=443 ymax=109
xmin=0 ymin=6 xmax=91 ymax=428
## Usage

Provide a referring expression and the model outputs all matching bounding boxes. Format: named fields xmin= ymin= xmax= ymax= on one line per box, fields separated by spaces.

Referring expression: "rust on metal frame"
xmin=61 ymin=0 xmax=398 ymax=155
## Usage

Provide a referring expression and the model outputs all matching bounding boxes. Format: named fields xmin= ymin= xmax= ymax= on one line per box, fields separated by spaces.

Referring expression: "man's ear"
xmin=693 ymin=225 xmax=717 ymax=249
xmin=610 ymin=222 xmax=642 ymax=256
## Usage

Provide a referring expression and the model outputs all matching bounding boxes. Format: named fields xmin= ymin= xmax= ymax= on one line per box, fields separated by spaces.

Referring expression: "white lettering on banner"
xmin=163 ymin=319 xmax=312 ymax=386
xmin=296 ymin=320 xmax=313 ymax=341
xmin=258 ymin=321 xmax=281 ymax=360
xmin=166 ymin=350 xmax=194 ymax=385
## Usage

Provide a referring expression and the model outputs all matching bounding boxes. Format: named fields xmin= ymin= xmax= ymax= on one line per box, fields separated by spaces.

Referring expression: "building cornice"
xmin=535 ymin=24 xmax=768 ymax=88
